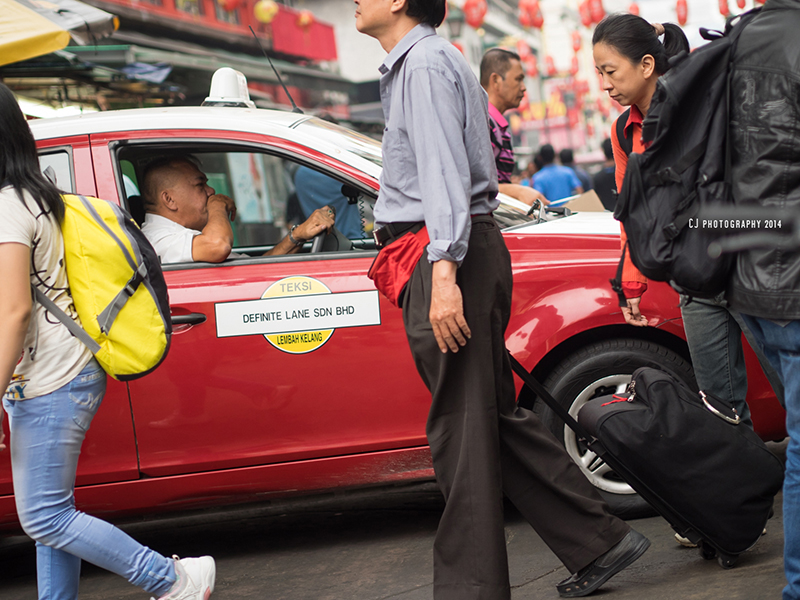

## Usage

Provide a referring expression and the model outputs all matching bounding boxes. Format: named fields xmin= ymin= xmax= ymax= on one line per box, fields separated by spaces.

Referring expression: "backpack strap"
xmin=31 ymin=286 xmax=101 ymax=354
xmin=609 ymin=241 xmax=630 ymax=308
xmin=615 ymin=108 xmax=633 ymax=157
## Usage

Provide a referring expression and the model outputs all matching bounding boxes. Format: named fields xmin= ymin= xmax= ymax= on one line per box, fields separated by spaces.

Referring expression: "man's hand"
xmin=293 ymin=205 xmax=336 ymax=241
xmin=208 ymin=194 xmax=236 ymax=221
xmin=621 ymin=296 xmax=648 ymax=327
xmin=498 ymin=183 xmax=549 ymax=207
xmin=430 ymin=260 xmax=471 ymax=353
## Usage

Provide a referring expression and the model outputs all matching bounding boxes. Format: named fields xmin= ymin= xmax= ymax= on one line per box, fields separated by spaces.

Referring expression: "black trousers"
xmin=402 ymin=216 xmax=629 ymax=600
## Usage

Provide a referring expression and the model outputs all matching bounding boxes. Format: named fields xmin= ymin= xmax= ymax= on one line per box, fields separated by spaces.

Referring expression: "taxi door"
xmin=90 ymin=135 xmax=431 ymax=478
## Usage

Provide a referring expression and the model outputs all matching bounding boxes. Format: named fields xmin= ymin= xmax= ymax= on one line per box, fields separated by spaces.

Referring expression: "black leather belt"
xmin=373 ymin=221 xmax=424 ymax=249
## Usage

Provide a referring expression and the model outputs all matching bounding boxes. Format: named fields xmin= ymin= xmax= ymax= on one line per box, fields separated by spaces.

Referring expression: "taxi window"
xmin=38 ymin=150 xmax=74 ymax=193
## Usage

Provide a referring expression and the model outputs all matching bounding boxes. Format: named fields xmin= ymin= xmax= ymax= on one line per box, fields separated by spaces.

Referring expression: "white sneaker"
xmin=152 ymin=555 xmax=216 ymax=600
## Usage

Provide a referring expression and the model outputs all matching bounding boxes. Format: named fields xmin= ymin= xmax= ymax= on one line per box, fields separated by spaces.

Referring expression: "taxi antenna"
xmin=249 ymin=26 xmax=304 ymax=114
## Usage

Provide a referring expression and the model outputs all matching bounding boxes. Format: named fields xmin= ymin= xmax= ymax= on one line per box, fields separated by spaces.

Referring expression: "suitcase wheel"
xmin=717 ymin=553 xmax=738 ymax=569
xmin=698 ymin=542 xmax=717 ymax=561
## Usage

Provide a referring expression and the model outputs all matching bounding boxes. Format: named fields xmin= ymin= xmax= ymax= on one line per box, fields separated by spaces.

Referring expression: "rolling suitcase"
xmin=508 ymin=354 xmax=784 ymax=568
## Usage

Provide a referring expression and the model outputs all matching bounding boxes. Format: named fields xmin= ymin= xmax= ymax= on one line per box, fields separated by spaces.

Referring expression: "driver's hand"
xmin=294 ymin=206 xmax=335 ymax=241
xmin=208 ymin=194 xmax=237 ymax=221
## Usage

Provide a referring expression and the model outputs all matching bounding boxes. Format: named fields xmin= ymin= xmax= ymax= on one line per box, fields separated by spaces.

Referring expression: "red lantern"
xmin=530 ymin=0 xmax=544 ymax=28
xmin=570 ymin=56 xmax=580 ymax=76
xmin=452 ymin=41 xmax=465 ymax=55
xmin=516 ymin=39 xmax=532 ymax=61
xmin=589 ymin=0 xmax=605 ymax=24
xmin=736 ymin=0 xmax=746 ymax=7
xmin=676 ymin=0 xmax=688 ymax=26
xmin=719 ymin=0 xmax=730 ymax=17
xmin=254 ymin=0 xmax=279 ymax=24
xmin=545 ymin=55 xmax=557 ymax=77
xmin=571 ymin=31 xmax=582 ymax=53
xmin=628 ymin=2 xmax=640 ymax=16
xmin=463 ymin=0 xmax=488 ymax=29
xmin=525 ymin=55 xmax=538 ymax=78
xmin=218 ymin=0 xmax=242 ymax=10
xmin=297 ymin=9 xmax=314 ymax=30
xmin=579 ymin=1 xmax=592 ymax=27
xmin=518 ymin=0 xmax=532 ymax=27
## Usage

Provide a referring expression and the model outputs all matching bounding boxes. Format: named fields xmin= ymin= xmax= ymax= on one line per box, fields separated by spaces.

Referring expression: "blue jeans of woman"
xmin=2 ymin=359 xmax=175 ymax=600
xmin=739 ymin=315 xmax=800 ymax=600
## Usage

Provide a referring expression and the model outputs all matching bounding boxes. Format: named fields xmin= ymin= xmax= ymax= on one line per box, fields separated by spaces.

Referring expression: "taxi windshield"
xmin=297 ymin=118 xmax=383 ymax=167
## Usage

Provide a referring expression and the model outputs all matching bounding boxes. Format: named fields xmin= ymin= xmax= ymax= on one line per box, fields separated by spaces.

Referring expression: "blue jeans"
xmin=739 ymin=315 xmax=800 ymax=600
xmin=681 ymin=294 xmax=786 ymax=428
xmin=3 ymin=360 xmax=175 ymax=600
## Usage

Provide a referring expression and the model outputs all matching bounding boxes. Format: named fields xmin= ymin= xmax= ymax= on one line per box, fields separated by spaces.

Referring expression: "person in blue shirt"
xmin=532 ymin=144 xmax=583 ymax=202
xmin=294 ymin=166 xmax=363 ymax=239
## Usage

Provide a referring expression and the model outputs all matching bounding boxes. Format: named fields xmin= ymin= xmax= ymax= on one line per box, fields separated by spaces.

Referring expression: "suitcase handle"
xmin=700 ymin=391 xmax=741 ymax=425
xmin=507 ymin=350 xmax=595 ymax=442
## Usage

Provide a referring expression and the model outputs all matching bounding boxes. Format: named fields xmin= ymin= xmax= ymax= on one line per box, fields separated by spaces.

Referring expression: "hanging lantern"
xmin=570 ymin=56 xmax=580 ymax=76
xmin=579 ymin=1 xmax=592 ymax=28
xmin=525 ymin=54 xmax=538 ymax=78
xmin=463 ymin=0 xmax=488 ymax=29
xmin=545 ymin=55 xmax=557 ymax=77
xmin=736 ymin=0 xmax=746 ymax=7
xmin=516 ymin=39 xmax=532 ymax=61
xmin=589 ymin=0 xmax=605 ymax=24
xmin=296 ymin=9 xmax=314 ymax=30
xmin=719 ymin=0 xmax=730 ymax=17
xmin=628 ymin=2 xmax=640 ymax=16
xmin=676 ymin=0 xmax=688 ymax=26
xmin=571 ymin=31 xmax=582 ymax=53
xmin=530 ymin=0 xmax=544 ymax=28
xmin=452 ymin=41 xmax=465 ymax=55
xmin=518 ymin=0 xmax=532 ymax=27
xmin=254 ymin=0 xmax=279 ymax=24
xmin=218 ymin=0 xmax=242 ymax=11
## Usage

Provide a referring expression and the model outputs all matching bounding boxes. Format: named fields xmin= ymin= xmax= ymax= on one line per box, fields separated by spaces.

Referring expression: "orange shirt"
xmin=611 ymin=106 xmax=648 ymax=294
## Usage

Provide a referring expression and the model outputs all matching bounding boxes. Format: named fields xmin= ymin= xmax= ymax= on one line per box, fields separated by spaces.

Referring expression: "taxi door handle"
xmin=171 ymin=313 xmax=207 ymax=326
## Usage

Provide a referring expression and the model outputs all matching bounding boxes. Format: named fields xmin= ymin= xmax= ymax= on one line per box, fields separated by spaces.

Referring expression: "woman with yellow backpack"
xmin=0 ymin=82 xmax=214 ymax=600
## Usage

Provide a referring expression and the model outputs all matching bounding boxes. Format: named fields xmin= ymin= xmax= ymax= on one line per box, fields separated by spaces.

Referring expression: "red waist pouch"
xmin=368 ymin=226 xmax=429 ymax=308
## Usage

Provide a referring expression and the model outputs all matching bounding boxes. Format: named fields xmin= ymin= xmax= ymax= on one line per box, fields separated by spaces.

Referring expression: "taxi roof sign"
xmin=202 ymin=67 xmax=255 ymax=108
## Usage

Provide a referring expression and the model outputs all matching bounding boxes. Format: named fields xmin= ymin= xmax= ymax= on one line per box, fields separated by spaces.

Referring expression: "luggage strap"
xmin=609 ymin=241 xmax=629 ymax=308
xmin=31 ymin=286 xmax=101 ymax=355
xmin=507 ymin=350 xmax=597 ymax=445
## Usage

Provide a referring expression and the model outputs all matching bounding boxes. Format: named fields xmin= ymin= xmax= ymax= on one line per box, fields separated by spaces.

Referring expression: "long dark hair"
xmin=592 ymin=14 xmax=689 ymax=75
xmin=0 ymin=82 xmax=64 ymax=221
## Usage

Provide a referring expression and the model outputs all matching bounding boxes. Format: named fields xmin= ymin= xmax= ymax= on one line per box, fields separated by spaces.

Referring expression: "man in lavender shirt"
xmin=355 ymin=1 xmax=649 ymax=598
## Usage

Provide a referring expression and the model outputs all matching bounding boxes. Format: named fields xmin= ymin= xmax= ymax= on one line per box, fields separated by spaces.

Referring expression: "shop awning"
xmin=0 ymin=0 xmax=118 ymax=67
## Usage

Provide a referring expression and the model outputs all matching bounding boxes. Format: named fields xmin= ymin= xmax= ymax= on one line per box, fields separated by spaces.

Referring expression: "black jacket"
xmin=728 ymin=0 xmax=800 ymax=319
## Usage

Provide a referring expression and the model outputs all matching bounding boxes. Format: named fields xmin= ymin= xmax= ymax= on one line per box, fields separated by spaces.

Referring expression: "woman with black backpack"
xmin=0 ymin=82 xmax=215 ymax=600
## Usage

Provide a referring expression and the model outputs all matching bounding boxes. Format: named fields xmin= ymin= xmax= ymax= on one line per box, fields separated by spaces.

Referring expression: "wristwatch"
xmin=289 ymin=224 xmax=304 ymax=246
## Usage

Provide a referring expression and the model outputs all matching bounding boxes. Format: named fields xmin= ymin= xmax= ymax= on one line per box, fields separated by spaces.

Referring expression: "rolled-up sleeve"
xmin=404 ymin=66 xmax=471 ymax=264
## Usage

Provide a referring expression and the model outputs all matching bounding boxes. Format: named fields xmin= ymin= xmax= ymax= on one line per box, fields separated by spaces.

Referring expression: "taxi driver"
xmin=140 ymin=155 xmax=334 ymax=264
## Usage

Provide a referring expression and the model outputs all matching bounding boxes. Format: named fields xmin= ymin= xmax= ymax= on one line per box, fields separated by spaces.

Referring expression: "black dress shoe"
xmin=556 ymin=529 xmax=650 ymax=597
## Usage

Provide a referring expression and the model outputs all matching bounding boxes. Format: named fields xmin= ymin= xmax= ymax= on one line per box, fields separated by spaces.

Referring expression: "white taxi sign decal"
xmin=214 ymin=276 xmax=381 ymax=354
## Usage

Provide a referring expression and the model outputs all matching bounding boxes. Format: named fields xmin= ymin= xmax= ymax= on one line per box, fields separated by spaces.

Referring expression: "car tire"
xmin=535 ymin=338 xmax=696 ymax=520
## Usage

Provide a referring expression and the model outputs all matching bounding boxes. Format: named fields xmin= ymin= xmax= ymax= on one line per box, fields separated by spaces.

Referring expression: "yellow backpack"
xmin=33 ymin=194 xmax=172 ymax=380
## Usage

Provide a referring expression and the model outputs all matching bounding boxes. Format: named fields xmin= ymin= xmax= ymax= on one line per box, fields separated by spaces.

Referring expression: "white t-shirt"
xmin=0 ymin=186 xmax=93 ymax=401
xmin=142 ymin=213 xmax=243 ymax=264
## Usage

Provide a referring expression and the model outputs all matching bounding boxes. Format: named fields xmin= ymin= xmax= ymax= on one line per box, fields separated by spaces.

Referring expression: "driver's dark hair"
xmin=406 ymin=0 xmax=446 ymax=28
xmin=0 ymin=82 xmax=64 ymax=221
xmin=141 ymin=154 xmax=202 ymax=209
xmin=480 ymin=48 xmax=521 ymax=87
xmin=592 ymin=13 xmax=689 ymax=75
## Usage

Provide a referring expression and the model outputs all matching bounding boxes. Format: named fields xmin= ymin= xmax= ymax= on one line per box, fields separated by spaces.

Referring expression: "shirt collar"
xmin=379 ymin=23 xmax=437 ymax=76
xmin=624 ymin=104 xmax=644 ymax=138
xmin=488 ymin=102 xmax=508 ymax=129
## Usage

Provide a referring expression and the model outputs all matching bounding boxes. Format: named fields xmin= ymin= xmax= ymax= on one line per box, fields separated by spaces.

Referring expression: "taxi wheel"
xmin=535 ymin=338 xmax=696 ymax=520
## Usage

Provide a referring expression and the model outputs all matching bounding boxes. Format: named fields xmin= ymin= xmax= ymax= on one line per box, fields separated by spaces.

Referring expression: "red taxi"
xmin=0 ymin=103 xmax=786 ymax=531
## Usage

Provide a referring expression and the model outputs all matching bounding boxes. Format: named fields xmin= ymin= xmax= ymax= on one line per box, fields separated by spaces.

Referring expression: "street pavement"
xmin=0 ymin=445 xmax=788 ymax=599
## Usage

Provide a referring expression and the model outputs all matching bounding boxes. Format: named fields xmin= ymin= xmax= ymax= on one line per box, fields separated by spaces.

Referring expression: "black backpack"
xmin=610 ymin=9 xmax=761 ymax=303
